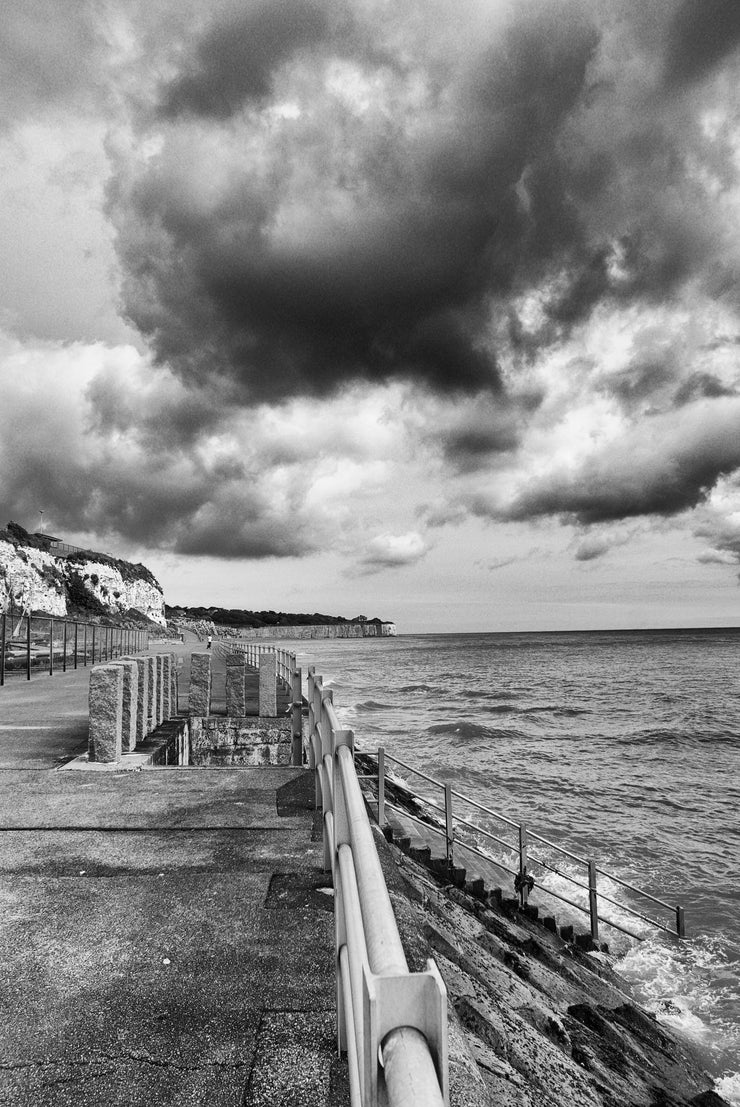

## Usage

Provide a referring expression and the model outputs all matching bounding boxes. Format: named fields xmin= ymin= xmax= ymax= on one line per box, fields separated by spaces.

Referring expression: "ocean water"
xmin=287 ymin=628 xmax=740 ymax=1102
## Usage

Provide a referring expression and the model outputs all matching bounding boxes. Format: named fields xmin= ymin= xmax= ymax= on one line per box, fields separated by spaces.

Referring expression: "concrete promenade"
xmin=0 ymin=640 xmax=347 ymax=1105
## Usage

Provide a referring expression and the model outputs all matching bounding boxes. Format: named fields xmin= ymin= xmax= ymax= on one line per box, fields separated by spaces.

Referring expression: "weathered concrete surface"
xmin=0 ymin=764 xmax=347 ymax=1106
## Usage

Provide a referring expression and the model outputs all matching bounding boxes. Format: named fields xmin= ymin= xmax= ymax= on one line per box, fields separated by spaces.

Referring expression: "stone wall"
xmin=189 ymin=717 xmax=292 ymax=767
xmin=222 ymin=622 xmax=396 ymax=640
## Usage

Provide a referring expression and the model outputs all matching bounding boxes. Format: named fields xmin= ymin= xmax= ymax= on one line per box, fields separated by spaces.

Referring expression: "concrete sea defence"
xmin=206 ymin=621 xmax=397 ymax=640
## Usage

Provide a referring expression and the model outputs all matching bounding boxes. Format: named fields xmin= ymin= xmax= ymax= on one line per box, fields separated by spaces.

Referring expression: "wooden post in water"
xmin=588 ymin=860 xmax=599 ymax=942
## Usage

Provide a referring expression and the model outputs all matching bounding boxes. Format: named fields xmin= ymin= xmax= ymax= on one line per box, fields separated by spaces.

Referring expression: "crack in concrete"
xmin=0 ymin=1052 xmax=250 ymax=1074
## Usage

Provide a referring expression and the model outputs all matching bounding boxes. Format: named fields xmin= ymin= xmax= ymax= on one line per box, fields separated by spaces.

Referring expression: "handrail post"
xmin=26 ymin=616 xmax=31 ymax=681
xmin=0 ymin=613 xmax=5 ymax=686
xmin=378 ymin=746 xmax=385 ymax=827
xmin=518 ymin=823 xmax=529 ymax=908
xmin=74 ymin=623 xmax=78 ymax=669
xmin=291 ymin=665 xmax=303 ymax=766
xmin=91 ymin=625 xmax=96 ymax=665
xmin=588 ymin=860 xmax=599 ymax=942
xmin=444 ymin=783 xmax=453 ymax=866
xmin=49 ymin=618 xmax=54 ymax=676
xmin=676 ymin=905 xmax=685 ymax=939
xmin=62 ymin=620 xmax=67 ymax=672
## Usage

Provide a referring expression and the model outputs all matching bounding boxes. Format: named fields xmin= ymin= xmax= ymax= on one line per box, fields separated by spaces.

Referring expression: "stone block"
xmin=259 ymin=652 xmax=277 ymax=717
xmin=123 ymin=656 xmax=149 ymax=747
xmin=110 ymin=659 xmax=138 ymax=753
xmin=145 ymin=655 xmax=157 ymax=733
xmin=171 ymin=661 xmax=179 ymax=716
xmin=189 ymin=652 xmax=211 ymax=716
xmin=225 ymin=654 xmax=247 ymax=716
xmin=156 ymin=655 xmax=165 ymax=724
xmin=88 ymin=664 xmax=123 ymax=763
xmin=160 ymin=653 xmax=174 ymax=719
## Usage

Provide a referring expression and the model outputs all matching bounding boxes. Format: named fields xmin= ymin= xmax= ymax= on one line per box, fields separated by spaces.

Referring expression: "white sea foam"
xmin=617 ymin=931 xmax=740 ymax=1087
xmin=716 ymin=1071 xmax=740 ymax=1106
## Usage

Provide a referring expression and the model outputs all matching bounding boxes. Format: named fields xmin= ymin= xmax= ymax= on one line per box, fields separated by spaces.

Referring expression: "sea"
xmin=286 ymin=627 xmax=740 ymax=1103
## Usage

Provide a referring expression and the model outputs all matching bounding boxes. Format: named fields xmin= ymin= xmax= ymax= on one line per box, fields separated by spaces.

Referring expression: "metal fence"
xmin=374 ymin=748 xmax=685 ymax=945
xmin=307 ymin=667 xmax=448 ymax=1107
xmin=1 ymin=613 xmax=149 ymax=685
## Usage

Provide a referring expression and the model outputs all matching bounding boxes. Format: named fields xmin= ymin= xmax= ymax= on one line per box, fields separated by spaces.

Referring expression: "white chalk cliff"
xmin=0 ymin=534 xmax=166 ymax=626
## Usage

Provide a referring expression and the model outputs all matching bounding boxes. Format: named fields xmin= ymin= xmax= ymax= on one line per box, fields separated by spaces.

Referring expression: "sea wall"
xmin=220 ymin=621 xmax=397 ymax=640
xmin=373 ymin=818 xmax=727 ymax=1107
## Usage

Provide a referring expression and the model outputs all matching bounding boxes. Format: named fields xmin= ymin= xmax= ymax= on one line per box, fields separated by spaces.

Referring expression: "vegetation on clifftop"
xmin=166 ymin=605 xmax=389 ymax=628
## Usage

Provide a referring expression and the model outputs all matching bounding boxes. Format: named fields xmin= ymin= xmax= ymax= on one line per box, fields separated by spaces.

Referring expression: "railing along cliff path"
xmin=1 ymin=613 xmax=149 ymax=686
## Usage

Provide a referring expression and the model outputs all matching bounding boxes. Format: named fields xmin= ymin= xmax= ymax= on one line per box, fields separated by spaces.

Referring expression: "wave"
xmin=354 ymin=700 xmax=395 ymax=712
xmin=397 ymin=684 xmax=437 ymax=694
xmin=425 ymin=720 xmax=526 ymax=743
xmin=519 ymin=704 xmax=592 ymax=717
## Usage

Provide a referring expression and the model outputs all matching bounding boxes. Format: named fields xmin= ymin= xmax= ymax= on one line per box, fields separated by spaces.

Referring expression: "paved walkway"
xmin=0 ymin=641 xmax=346 ymax=1106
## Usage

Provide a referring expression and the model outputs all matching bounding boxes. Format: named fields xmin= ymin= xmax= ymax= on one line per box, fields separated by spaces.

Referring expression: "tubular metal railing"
xmin=234 ymin=641 xmax=296 ymax=692
xmin=307 ymin=668 xmax=449 ymax=1107
xmin=1 ymin=613 xmax=149 ymax=686
xmin=375 ymin=749 xmax=685 ymax=944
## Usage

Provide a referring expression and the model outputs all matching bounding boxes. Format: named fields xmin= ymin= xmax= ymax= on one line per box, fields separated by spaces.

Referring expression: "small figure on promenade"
xmin=206 ymin=634 xmax=212 ymax=649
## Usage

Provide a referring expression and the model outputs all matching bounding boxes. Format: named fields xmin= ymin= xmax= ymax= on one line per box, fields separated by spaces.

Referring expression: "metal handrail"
xmin=1 ymin=612 xmax=149 ymax=686
xmin=306 ymin=668 xmax=449 ymax=1107
xmin=375 ymin=748 xmax=685 ymax=943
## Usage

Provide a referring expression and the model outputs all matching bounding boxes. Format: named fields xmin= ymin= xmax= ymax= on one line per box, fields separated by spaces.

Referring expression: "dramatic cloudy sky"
xmin=2 ymin=0 xmax=740 ymax=631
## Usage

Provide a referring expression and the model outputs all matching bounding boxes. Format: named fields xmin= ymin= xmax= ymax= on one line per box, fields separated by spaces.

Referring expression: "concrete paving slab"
xmin=0 ymin=828 xmax=322 ymax=875
xmin=0 ymin=756 xmax=345 ymax=1104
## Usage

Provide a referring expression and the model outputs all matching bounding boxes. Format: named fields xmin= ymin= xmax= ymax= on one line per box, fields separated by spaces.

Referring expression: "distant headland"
xmin=168 ymin=605 xmax=397 ymax=639
xmin=0 ymin=522 xmax=395 ymax=638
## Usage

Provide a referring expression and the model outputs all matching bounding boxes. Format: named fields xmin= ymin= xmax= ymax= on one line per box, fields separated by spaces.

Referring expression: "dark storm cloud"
xmin=663 ymin=0 xmax=740 ymax=88
xmin=435 ymin=396 xmax=524 ymax=473
xmin=0 ymin=354 xmax=317 ymax=561
xmin=112 ymin=0 xmax=601 ymax=403
xmin=673 ymin=372 xmax=737 ymax=406
xmin=160 ymin=0 xmax=331 ymax=119
xmin=501 ymin=400 xmax=740 ymax=526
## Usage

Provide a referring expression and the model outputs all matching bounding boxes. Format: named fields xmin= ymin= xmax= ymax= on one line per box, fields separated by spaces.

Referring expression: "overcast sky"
xmin=2 ymin=0 xmax=740 ymax=632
